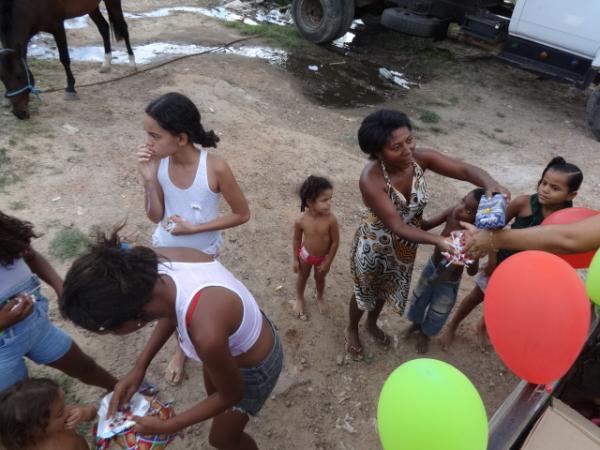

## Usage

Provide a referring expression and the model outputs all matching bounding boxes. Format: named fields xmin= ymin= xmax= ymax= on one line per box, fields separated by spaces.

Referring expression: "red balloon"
xmin=485 ymin=251 xmax=590 ymax=385
xmin=542 ymin=207 xmax=600 ymax=269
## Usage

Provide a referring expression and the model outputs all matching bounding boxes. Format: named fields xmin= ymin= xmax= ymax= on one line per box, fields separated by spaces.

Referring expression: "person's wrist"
xmin=487 ymin=230 xmax=498 ymax=252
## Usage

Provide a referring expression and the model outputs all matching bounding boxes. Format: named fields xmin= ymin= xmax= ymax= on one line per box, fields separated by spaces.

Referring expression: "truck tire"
xmin=381 ymin=8 xmax=440 ymax=38
xmin=292 ymin=0 xmax=347 ymax=43
xmin=587 ymin=87 xmax=600 ymax=140
xmin=338 ymin=0 xmax=356 ymax=39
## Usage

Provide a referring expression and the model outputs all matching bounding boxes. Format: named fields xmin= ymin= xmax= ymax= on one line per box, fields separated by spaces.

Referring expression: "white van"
xmin=292 ymin=0 xmax=600 ymax=140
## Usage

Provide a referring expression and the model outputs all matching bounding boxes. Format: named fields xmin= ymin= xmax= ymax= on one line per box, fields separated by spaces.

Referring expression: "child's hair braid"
xmin=539 ymin=156 xmax=583 ymax=192
xmin=299 ymin=175 xmax=333 ymax=212
xmin=60 ymin=225 xmax=160 ymax=332
xmin=0 ymin=211 xmax=39 ymax=266
xmin=0 ymin=378 xmax=59 ymax=450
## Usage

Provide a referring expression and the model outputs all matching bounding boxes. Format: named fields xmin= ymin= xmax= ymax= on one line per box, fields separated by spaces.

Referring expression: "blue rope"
xmin=4 ymin=58 xmax=42 ymax=101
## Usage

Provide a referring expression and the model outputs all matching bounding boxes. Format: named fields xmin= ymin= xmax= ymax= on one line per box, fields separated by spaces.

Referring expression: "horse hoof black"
xmin=64 ymin=91 xmax=80 ymax=101
xmin=13 ymin=110 xmax=30 ymax=120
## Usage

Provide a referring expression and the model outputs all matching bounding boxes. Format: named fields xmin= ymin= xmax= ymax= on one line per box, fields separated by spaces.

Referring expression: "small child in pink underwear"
xmin=293 ymin=176 xmax=340 ymax=319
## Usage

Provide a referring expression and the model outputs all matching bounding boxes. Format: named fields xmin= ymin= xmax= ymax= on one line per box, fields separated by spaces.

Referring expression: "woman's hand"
xmin=435 ymin=236 xmax=454 ymax=254
xmin=136 ymin=145 xmax=160 ymax=183
xmin=64 ymin=405 xmax=96 ymax=429
xmin=485 ymin=184 xmax=511 ymax=202
xmin=167 ymin=215 xmax=196 ymax=235
xmin=107 ymin=367 xmax=145 ymax=418
xmin=461 ymin=222 xmax=493 ymax=258
xmin=133 ymin=415 xmax=175 ymax=435
xmin=0 ymin=294 xmax=34 ymax=331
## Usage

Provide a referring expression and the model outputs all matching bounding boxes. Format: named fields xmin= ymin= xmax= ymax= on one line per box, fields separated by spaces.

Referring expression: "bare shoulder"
xmin=206 ymin=152 xmax=228 ymax=172
xmin=327 ymin=212 xmax=339 ymax=227
xmin=413 ymin=148 xmax=441 ymax=169
xmin=510 ymin=194 xmax=530 ymax=210
xmin=359 ymin=161 xmax=385 ymax=191
xmin=38 ymin=431 xmax=88 ymax=450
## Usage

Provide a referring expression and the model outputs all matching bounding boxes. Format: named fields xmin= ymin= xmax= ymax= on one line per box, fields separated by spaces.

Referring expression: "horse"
xmin=0 ymin=0 xmax=136 ymax=119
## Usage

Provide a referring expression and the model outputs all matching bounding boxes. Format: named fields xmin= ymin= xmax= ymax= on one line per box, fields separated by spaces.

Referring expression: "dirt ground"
xmin=1 ymin=0 xmax=600 ymax=448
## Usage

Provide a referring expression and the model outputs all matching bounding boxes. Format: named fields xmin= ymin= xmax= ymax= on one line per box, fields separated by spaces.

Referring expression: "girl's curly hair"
xmin=0 ymin=378 xmax=60 ymax=450
xmin=60 ymin=226 xmax=160 ymax=332
xmin=0 ymin=211 xmax=38 ymax=265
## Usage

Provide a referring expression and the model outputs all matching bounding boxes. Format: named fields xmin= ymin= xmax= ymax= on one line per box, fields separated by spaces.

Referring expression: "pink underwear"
xmin=297 ymin=244 xmax=326 ymax=266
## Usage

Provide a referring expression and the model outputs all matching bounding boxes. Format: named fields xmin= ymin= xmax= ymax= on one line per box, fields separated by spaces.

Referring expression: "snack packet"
xmin=442 ymin=231 xmax=474 ymax=266
xmin=97 ymin=393 xmax=150 ymax=440
xmin=475 ymin=193 xmax=506 ymax=229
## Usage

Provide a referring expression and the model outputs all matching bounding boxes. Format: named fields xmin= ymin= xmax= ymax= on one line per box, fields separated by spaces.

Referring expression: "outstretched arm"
xmin=415 ymin=149 xmax=510 ymax=200
xmin=463 ymin=215 xmax=600 ymax=256
xmin=421 ymin=207 xmax=451 ymax=231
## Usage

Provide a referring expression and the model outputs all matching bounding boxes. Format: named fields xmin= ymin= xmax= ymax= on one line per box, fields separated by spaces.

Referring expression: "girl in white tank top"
xmin=137 ymin=92 xmax=251 ymax=385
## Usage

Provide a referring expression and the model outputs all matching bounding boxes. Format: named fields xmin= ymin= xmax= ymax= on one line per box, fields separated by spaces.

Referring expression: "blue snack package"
xmin=476 ymin=193 xmax=506 ymax=229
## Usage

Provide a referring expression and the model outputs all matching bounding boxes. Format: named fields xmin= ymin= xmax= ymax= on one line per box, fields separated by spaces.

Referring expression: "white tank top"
xmin=158 ymin=260 xmax=263 ymax=361
xmin=0 ymin=258 xmax=32 ymax=301
xmin=152 ymin=150 xmax=223 ymax=255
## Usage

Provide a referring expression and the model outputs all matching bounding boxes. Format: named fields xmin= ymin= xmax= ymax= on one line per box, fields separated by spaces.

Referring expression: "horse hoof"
xmin=99 ymin=65 xmax=111 ymax=74
xmin=64 ymin=92 xmax=80 ymax=101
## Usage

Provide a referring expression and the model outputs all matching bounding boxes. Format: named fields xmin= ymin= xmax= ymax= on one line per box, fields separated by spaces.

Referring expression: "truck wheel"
xmin=338 ymin=0 xmax=356 ymax=39
xmin=292 ymin=0 xmax=346 ymax=43
xmin=587 ymin=87 xmax=600 ymax=140
xmin=381 ymin=8 xmax=440 ymax=38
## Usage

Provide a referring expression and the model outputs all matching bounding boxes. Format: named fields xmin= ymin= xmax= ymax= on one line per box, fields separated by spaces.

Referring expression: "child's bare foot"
xmin=366 ymin=321 xmax=391 ymax=348
xmin=402 ymin=323 xmax=420 ymax=340
xmin=415 ymin=330 xmax=430 ymax=354
xmin=344 ymin=327 xmax=364 ymax=361
xmin=165 ymin=347 xmax=187 ymax=386
xmin=293 ymin=299 xmax=307 ymax=320
xmin=438 ymin=328 xmax=456 ymax=351
xmin=316 ymin=297 xmax=327 ymax=314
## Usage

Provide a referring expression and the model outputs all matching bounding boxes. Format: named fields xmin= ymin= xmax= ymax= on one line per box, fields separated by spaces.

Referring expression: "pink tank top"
xmin=158 ymin=261 xmax=262 ymax=361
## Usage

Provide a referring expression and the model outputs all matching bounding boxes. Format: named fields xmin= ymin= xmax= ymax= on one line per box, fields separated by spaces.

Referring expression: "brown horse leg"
xmin=103 ymin=0 xmax=136 ymax=69
xmin=89 ymin=8 xmax=112 ymax=73
xmin=50 ymin=23 xmax=79 ymax=100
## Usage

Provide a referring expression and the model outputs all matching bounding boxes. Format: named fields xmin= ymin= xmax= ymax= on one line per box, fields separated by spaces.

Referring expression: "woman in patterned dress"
xmin=344 ymin=109 xmax=509 ymax=360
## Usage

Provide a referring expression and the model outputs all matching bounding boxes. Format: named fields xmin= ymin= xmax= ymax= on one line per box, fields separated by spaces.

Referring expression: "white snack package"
xmin=96 ymin=392 xmax=150 ymax=439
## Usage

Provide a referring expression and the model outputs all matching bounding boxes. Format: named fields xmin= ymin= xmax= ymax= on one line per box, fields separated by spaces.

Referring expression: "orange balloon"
xmin=484 ymin=251 xmax=590 ymax=385
xmin=542 ymin=207 xmax=599 ymax=269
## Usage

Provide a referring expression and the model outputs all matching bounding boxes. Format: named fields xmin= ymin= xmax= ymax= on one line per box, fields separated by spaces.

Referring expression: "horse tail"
xmin=104 ymin=0 xmax=128 ymax=42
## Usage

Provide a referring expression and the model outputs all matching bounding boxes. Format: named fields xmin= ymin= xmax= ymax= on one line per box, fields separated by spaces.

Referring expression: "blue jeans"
xmin=0 ymin=276 xmax=72 ymax=392
xmin=407 ymin=257 xmax=460 ymax=337
xmin=234 ymin=314 xmax=283 ymax=416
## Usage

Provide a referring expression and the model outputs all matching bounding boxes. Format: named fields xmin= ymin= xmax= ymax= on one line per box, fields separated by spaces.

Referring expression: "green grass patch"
xmin=9 ymin=200 xmax=26 ymax=210
xmin=0 ymin=148 xmax=20 ymax=190
xmin=429 ymin=126 xmax=447 ymax=135
xmin=49 ymin=227 xmax=91 ymax=261
xmin=419 ymin=110 xmax=441 ymax=124
xmin=224 ymin=21 xmax=302 ymax=48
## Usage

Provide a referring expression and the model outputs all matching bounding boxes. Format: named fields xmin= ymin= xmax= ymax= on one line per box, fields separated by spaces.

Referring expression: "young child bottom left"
xmin=0 ymin=378 xmax=97 ymax=450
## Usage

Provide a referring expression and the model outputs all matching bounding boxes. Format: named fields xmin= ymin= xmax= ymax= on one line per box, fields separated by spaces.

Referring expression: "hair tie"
xmin=119 ymin=242 xmax=130 ymax=255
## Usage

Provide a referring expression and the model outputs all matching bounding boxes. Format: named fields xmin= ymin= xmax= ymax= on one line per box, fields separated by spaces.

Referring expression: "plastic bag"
xmin=475 ymin=193 xmax=506 ymax=229
xmin=97 ymin=393 xmax=150 ymax=440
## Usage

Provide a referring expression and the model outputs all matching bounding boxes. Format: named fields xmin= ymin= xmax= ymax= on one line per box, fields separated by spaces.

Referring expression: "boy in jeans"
xmin=404 ymin=188 xmax=484 ymax=353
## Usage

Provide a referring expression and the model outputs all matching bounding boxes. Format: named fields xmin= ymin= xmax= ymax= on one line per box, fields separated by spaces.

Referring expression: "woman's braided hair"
xmin=60 ymin=226 xmax=160 ymax=331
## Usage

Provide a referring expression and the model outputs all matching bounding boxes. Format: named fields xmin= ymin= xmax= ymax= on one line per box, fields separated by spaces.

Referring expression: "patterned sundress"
xmin=351 ymin=160 xmax=428 ymax=315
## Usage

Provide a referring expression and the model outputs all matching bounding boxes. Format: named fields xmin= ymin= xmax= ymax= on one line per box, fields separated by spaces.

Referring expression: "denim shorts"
xmin=234 ymin=314 xmax=283 ymax=416
xmin=407 ymin=257 xmax=460 ymax=337
xmin=0 ymin=276 xmax=72 ymax=392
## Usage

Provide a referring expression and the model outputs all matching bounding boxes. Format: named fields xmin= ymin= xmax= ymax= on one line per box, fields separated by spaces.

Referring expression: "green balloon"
xmin=587 ymin=249 xmax=600 ymax=305
xmin=377 ymin=359 xmax=488 ymax=450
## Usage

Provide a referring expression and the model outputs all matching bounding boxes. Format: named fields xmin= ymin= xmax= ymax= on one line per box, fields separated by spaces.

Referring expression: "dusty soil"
xmin=1 ymin=0 xmax=599 ymax=448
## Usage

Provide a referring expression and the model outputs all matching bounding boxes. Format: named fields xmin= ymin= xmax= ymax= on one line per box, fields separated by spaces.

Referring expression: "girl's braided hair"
xmin=0 ymin=378 xmax=60 ymax=450
xmin=299 ymin=175 xmax=333 ymax=212
xmin=59 ymin=226 xmax=160 ymax=332
xmin=0 ymin=211 xmax=38 ymax=266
